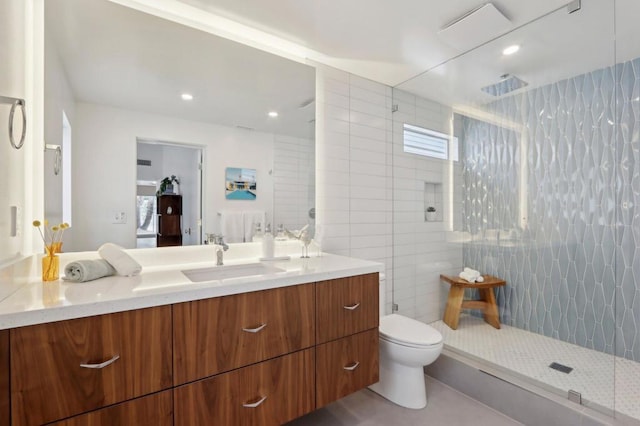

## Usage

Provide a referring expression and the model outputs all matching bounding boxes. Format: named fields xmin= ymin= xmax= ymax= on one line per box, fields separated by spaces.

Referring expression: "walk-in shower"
xmin=392 ymin=0 xmax=639 ymax=421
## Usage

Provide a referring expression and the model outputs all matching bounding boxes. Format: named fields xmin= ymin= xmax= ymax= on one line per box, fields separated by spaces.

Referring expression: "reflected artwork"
xmin=225 ymin=167 xmax=257 ymax=200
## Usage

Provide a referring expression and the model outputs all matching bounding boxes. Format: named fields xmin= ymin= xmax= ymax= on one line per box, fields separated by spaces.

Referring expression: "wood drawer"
xmin=174 ymin=349 xmax=315 ymax=426
xmin=10 ymin=306 xmax=173 ymax=426
xmin=0 ymin=330 xmax=9 ymax=426
xmin=173 ymin=283 xmax=315 ymax=384
xmin=316 ymin=273 xmax=379 ymax=344
xmin=316 ymin=329 xmax=379 ymax=408
xmin=51 ymin=391 xmax=173 ymax=426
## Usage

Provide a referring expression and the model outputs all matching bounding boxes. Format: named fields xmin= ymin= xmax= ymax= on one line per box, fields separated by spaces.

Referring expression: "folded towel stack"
xmin=459 ymin=267 xmax=485 ymax=283
xmin=98 ymin=243 xmax=142 ymax=276
xmin=63 ymin=259 xmax=116 ymax=283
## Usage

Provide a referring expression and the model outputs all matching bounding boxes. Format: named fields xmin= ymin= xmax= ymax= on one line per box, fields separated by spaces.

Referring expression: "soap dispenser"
xmin=262 ymin=223 xmax=274 ymax=259
xmin=252 ymin=223 xmax=263 ymax=242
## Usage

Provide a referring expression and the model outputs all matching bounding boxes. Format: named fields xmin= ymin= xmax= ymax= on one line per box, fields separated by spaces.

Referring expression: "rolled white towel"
xmin=98 ymin=243 xmax=142 ymax=276
xmin=463 ymin=267 xmax=484 ymax=282
xmin=464 ymin=267 xmax=481 ymax=277
xmin=63 ymin=259 xmax=116 ymax=282
xmin=459 ymin=271 xmax=477 ymax=283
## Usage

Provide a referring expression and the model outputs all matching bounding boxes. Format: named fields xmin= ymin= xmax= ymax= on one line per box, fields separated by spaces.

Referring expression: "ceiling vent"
xmin=137 ymin=159 xmax=152 ymax=166
xmin=438 ymin=3 xmax=512 ymax=52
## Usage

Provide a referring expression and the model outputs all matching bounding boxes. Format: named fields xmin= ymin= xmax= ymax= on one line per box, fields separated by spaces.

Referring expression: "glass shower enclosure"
xmin=391 ymin=0 xmax=640 ymax=421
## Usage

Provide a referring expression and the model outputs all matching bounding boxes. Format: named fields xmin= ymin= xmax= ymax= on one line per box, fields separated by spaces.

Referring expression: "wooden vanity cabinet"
xmin=0 ymin=330 xmax=9 ymax=426
xmin=4 ymin=272 xmax=379 ymax=425
xmin=173 ymin=283 xmax=315 ymax=385
xmin=316 ymin=273 xmax=379 ymax=344
xmin=315 ymin=273 xmax=379 ymax=408
xmin=174 ymin=349 xmax=315 ymax=426
xmin=10 ymin=306 xmax=172 ymax=426
xmin=51 ymin=391 xmax=173 ymax=426
xmin=316 ymin=329 xmax=379 ymax=407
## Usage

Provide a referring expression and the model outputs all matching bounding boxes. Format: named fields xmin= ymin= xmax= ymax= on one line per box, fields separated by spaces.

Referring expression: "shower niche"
xmin=424 ymin=182 xmax=442 ymax=222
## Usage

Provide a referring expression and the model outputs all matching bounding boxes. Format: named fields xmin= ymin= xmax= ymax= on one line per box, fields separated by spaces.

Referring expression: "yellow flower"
xmin=52 ymin=226 xmax=59 ymax=232
xmin=33 ymin=220 xmax=41 ymax=227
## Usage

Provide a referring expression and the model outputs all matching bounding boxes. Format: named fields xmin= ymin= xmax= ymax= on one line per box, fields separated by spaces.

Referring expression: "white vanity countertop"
xmin=0 ymin=244 xmax=383 ymax=330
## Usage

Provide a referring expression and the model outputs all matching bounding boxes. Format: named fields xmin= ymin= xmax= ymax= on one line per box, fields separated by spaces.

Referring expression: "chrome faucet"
xmin=212 ymin=234 xmax=229 ymax=265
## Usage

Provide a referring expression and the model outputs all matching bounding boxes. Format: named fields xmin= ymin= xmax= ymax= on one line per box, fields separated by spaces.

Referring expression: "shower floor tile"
xmin=430 ymin=315 xmax=640 ymax=422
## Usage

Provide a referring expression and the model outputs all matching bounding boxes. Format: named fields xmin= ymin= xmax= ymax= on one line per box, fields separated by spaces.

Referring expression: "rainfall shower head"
xmin=481 ymin=74 xmax=528 ymax=97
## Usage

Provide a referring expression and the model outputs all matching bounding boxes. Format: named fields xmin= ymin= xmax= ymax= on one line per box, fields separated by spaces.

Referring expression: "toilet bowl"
xmin=369 ymin=275 xmax=443 ymax=409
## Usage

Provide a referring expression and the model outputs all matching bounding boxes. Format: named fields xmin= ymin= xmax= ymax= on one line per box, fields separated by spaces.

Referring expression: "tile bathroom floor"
xmin=287 ymin=376 xmax=521 ymax=426
xmin=430 ymin=315 xmax=640 ymax=421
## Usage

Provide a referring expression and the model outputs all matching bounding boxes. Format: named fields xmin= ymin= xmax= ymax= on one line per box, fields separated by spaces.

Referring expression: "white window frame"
xmin=403 ymin=123 xmax=458 ymax=161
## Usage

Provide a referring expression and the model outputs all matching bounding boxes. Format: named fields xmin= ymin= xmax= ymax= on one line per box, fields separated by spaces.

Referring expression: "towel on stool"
xmin=63 ymin=259 xmax=116 ymax=282
xmin=98 ymin=243 xmax=142 ymax=276
xmin=459 ymin=267 xmax=485 ymax=283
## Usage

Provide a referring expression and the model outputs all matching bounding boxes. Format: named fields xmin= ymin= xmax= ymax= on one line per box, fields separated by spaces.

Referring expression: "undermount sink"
xmin=182 ymin=263 xmax=285 ymax=282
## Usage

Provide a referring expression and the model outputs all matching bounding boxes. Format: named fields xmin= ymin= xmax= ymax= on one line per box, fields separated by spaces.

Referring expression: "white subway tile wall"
xmin=316 ymin=66 xmax=394 ymax=312
xmin=273 ymin=134 xmax=315 ymax=232
xmin=391 ymin=90 xmax=464 ymax=324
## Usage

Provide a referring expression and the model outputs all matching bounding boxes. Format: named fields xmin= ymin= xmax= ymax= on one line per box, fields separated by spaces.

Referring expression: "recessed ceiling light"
xmin=181 ymin=93 xmax=193 ymax=101
xmin=268 ymin=111 xmax=278 ymax=118
xmin=502 ymin=45 xmax=520 ymax=56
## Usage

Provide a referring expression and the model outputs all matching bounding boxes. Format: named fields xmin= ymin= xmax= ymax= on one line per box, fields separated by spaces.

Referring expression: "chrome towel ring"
xmin=45 ymin=144 xmax=62 ymax=175
xmin=0 ymin=95 xmax=27 ymax=150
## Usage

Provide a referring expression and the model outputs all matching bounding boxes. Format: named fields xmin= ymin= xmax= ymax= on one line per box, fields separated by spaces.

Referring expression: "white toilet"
xmin=369 ymin=274 xmax=443 ymax=409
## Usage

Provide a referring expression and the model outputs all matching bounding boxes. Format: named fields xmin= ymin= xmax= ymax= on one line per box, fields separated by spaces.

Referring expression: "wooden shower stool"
xmin=440 ymin=274 xmax=506 ymax=330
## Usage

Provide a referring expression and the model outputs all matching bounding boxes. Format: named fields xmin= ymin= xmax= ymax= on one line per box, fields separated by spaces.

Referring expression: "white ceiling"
xmin=175 ymin=0 xmax=570 ymax=86
xmin=398 ymin=0 xmax=623 ymax=108
xmin=48 ymin=0 xmax=638 ymax=131
xmin=45 ymin=0 xmax=316 ymax=139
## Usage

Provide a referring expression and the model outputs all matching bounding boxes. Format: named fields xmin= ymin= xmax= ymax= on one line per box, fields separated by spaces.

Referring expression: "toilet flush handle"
xmin=343 ymin=303 xmax=360 ymax=311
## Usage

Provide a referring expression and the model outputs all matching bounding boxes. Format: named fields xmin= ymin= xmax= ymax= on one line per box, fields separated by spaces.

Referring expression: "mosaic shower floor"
xmin=430 ymin=315 xmax=640 ymax=422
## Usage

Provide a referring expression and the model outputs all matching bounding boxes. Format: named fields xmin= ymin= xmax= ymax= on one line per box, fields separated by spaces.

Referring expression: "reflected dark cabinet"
xmin=157 ymin=195 xmax=182 ymax=247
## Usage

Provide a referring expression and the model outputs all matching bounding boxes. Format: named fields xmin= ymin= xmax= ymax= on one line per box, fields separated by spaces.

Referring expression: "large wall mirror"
xmin=43 ymin=0 xmax=315 ymax=252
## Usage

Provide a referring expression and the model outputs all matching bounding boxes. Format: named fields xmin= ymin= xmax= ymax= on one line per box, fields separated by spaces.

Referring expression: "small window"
xmin=403 ymin=123 xmax=458 ymax=161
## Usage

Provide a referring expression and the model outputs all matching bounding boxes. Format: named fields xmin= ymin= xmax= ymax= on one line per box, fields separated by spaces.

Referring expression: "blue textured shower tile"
xmin=583 ymin=302 xmax=597 ymax=341
xmin=621 ymin=309 xmax=637 ymax=352
xmin=593 ymin=284 xmax=607 ymax=322
xmin=575 ymin=321 xmax=588 ymax=347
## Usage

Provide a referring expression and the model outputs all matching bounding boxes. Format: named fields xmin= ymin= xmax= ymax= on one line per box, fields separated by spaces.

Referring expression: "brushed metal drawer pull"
xmin=242 ymin=395 xmax=267 ymax=408
xmin=343 ymin=361 xmax=360 ymax=371
xmin=80 ymin=355 xmax=120 ymax=369
xmin=343 ymin=303 xmax=360 ymax=311
xmin=242 ymin=323 xmax=267 ymax=333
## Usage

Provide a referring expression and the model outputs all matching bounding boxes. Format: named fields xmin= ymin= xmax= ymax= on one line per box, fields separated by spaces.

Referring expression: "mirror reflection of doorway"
xmin=136 ymin=139 xmax=203 ymax=248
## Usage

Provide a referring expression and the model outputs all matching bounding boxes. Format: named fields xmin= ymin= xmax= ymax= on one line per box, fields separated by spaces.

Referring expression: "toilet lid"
xmin=379 ymin=314 xmax=443 ymax=347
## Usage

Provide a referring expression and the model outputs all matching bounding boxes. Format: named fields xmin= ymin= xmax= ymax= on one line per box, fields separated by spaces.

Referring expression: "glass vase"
xmin=42 ymin=254 xmax=60 ymax=281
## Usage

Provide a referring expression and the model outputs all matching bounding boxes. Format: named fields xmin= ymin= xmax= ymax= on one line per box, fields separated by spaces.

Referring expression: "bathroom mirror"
xmin=43 ymin=0 xmax=315 ymax=252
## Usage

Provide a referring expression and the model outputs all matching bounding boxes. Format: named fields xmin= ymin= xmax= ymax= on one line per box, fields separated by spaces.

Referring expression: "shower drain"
xmin=549 ymin=362 xmax=573 ymax=374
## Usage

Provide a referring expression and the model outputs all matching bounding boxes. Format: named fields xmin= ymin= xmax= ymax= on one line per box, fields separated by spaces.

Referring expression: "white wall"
xmin=273 ymin=134 xmax=315 ymax=231
xmin=0 ymin=0 xmax=27 ymax=264
xmin=43 ymin=32 xmax=75 ymax=229
xmin=71 ymin=102 xmax=274 ymax=251
xmin=136 ymin=143 xmax=164 ymax=182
